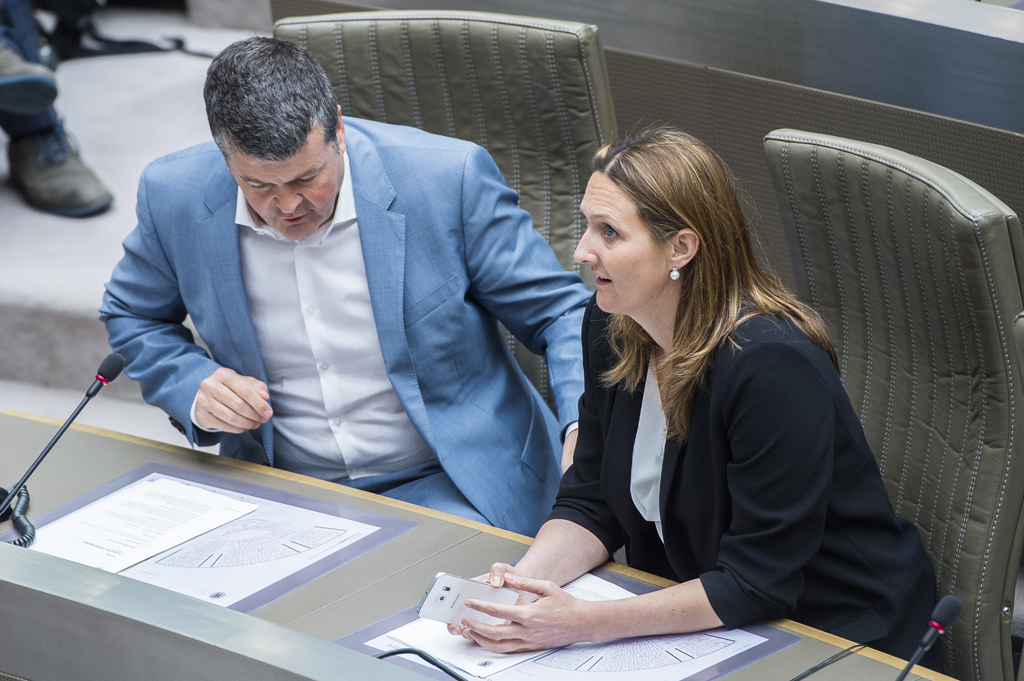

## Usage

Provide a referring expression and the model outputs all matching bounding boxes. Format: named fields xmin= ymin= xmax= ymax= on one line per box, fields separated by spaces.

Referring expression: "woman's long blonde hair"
xmin=595 ymin=129 xmax=838 ymax=440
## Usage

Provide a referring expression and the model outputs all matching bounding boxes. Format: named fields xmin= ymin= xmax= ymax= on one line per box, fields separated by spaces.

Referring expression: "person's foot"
xmin=0 ymin=44 xmax=58 ymax=115
xmin=8 ymin=124 xmax=113 ymax=217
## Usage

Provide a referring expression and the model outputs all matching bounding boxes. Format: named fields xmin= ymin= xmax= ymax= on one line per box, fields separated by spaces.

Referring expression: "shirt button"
xmin=320 ymin=362 xmax=329 ymax=371
xmin=296 ymin=245 xmax=306 ymax=251
xmin=306 ymin=306 xmax=315 ymax=315
xmin=333 ymin=418 xmax=341 ymax=427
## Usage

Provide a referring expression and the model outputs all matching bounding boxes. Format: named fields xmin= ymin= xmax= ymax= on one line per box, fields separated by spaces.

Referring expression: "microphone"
xmin=87 ymin=352 xmax=125 ymax=398
xmin=0 ymin=353 xmax=125 ymax=526
xmin=894 ymin=595 xmax=962 ymax=681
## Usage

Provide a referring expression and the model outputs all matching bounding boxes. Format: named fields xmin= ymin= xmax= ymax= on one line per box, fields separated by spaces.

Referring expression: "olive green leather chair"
xmin=274 ymin=10 xmax=617 ymax=410
xmin=764 ymin=129 xmax=1024 ymax=681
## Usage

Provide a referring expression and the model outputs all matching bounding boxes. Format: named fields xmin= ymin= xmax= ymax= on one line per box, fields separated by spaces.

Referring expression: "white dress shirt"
xmin=631 ymin=362 xmax=668 ymax=542
xmin=197 ymin=152 xmax=434 ymax=482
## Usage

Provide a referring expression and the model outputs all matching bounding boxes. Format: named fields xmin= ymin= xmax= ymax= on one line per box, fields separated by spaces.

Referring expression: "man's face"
xmin=227 ymin=113 xmax=346 ymax=241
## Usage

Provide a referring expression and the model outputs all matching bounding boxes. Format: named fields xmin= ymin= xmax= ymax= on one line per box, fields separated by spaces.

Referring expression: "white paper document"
xmin=367 ymin=572 xmax=764 ymax=681
xmin=30 ymin=477 xmax=257 ymax=572
xmin=122 ymin=479 xmax=381 ymax=606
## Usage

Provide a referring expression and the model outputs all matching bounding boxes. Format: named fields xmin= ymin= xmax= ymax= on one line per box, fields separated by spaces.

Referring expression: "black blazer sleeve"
xmin=549 ymin=296 xmax=627 ymax=555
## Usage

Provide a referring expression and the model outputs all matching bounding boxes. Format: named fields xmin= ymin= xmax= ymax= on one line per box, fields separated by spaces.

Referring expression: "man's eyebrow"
xmin=240 ymin=161 xmax=327 ymax=186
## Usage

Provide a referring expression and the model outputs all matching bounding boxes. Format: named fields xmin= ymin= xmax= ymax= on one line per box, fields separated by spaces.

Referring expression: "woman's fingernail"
xmin=491 ymin=575 xmax=501 ymax=586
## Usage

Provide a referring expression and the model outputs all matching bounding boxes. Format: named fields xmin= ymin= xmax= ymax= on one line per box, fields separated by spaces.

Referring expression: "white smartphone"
xmin=416 ymin=572 xmax=519 ymax=626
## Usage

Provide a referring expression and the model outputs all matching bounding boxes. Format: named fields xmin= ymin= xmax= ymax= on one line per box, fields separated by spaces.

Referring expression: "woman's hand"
xmin=449 ymin=572 xmax=594 ymax=653
xmin=447 ymin=563 xmax=534 ymax=638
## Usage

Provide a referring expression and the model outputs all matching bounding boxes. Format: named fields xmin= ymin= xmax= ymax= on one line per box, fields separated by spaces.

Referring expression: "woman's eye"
xmin=603 ymin=226 xmax=617 ymax=239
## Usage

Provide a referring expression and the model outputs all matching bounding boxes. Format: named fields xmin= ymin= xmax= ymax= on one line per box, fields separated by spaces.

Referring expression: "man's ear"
xmin=336 ymin=105 xmax=346 ymax=154
xmin=671 ymin=228 xmax=700 ymax=269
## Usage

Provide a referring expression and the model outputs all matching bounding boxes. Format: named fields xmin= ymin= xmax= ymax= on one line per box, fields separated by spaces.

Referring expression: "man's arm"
xmin=458 ymin=146 xmax=590 ymax=438
xmin=99 ymin=165 xmax=229 ymax=447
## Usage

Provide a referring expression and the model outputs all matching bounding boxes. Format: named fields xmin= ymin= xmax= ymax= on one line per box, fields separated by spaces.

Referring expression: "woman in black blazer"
xmin=451 ymin=129 xmax=936 ymax=662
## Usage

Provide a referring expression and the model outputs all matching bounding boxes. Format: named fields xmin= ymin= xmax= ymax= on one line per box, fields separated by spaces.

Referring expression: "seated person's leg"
xmin=0 ymin=0 xmax=111 ymax=217
xmin=344 ymin=460 xmax=490 ymax=525
xmin=0 ymin=0 xmax=55 ymax=113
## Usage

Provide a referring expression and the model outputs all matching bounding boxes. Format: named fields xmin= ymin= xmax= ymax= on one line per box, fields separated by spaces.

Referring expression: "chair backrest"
xmin=763 ymin=129 xmax=1024 ymax=681
xmin=274 ymin=10 xmax=616 ymax=408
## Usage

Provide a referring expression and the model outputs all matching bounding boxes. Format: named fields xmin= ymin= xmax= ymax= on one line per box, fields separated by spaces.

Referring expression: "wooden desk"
xmin=0 ymin=411 xmax=951 ymax=680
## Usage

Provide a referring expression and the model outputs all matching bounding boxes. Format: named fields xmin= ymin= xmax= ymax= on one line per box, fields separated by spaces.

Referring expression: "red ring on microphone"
xmin=95 ymin=374 xmax=109 ymax=385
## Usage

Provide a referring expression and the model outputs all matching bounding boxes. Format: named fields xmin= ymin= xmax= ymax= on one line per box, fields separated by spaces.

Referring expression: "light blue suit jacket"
xmin=100 ymin=118 xmax=590 ymax=535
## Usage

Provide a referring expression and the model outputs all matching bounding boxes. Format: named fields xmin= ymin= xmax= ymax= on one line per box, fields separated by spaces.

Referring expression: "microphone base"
xmin=0 ymin=488 xmax=11 ymax=523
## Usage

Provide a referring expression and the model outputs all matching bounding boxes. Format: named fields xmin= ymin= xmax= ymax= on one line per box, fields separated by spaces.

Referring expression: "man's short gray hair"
xmin=204 ymin=36 xmax=339 ymax=161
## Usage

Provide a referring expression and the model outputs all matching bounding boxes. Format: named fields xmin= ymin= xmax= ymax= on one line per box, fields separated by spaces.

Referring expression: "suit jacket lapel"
xmin=199 ymin=174 xmax=274 ymax=458
xmin=659 ymin=436 xmax=684 ymax=515
xmin=345 ymin=125 xmax=435 ymax=450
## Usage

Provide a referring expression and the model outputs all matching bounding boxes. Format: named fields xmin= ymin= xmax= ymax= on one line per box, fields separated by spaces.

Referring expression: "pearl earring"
xmin=669 ymin=266 xmax=680 ymax=281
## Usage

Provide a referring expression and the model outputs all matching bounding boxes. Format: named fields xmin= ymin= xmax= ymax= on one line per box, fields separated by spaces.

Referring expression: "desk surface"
xmin=0 ymin=410 xmax=951 ymax=680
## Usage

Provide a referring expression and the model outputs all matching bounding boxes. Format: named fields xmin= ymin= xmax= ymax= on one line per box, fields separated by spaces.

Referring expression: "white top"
xmin=630 ymin=362 xmax=668 ymax=543
xmin=195 ymin=151 xmax=433 ymax=482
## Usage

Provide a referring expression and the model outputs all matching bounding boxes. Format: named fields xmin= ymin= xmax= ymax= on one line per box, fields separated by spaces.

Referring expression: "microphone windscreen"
xmin=97 ymin=353 xmax=125 ymax=382
xmin=932 ymin=595 xmax=963 ymax=629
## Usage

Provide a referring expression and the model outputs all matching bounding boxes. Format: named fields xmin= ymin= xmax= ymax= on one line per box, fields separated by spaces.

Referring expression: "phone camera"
xmin=438 ymin=595 xmax=446 ymax=602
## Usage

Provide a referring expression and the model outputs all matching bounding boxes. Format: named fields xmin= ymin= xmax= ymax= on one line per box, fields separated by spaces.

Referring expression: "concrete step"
xmin=0 ymin=9 xmax=257 ymax=403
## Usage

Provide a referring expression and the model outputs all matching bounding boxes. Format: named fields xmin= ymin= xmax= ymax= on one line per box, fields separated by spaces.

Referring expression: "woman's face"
xmin=575 ymin=172 xmax=684 ymax=328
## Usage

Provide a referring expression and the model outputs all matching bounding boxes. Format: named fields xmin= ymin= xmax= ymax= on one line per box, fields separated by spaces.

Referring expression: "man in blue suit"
xmin=100 ymin=37 xmax=590 ymax=536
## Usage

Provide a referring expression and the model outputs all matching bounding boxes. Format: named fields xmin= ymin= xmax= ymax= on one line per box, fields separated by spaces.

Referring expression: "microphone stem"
xmin=0 ymin=392 xmax=93 ymax=518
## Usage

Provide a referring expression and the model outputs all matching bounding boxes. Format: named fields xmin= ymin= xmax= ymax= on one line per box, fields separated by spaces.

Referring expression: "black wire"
xmin=787 ymin=643 xmax=865 ymax=681
xmin=3 ymin=487 xmax=35 ymax=548
xmin=375 ymin=647 xmax=472 ymax=681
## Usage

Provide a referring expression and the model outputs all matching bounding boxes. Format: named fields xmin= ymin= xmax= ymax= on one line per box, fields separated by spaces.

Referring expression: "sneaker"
xmin=8 ymin=123 xmax=113 ymax=217
xmin=0 ymin=44 xmax=58 ymax=115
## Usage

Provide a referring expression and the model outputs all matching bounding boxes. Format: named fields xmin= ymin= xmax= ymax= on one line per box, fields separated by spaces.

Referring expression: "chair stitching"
xmin=922 ymin=185 xmax=960 ymax=676
xmin=369 ymin=22 xmax=386 ymax=123
xmin=400 ymin=21 xmax=423 ymax=129
xmin=461 ymin=21 xmax=487 ymax=147
xmin=903 ymin=172 xmax=941 ymax=533
xmin=518 ymin=28 xmax=550 ymax=241
xmin=872 ymin=161 xmax=916 ymax=513
xmin=332 ymin=23 xmax=352 ymax=114
xmin=843 ymin=155 xmax=892 ymax=485
xmin=810 ymin=147 xmax=850 ymax=371
xmin=837 ymin=153 xmax=875 ymax=442
xmin=491 ymin=24 xmax=520 ymax=194
xmin=944 ymin=201 xmax=988 ymax=681
xmin=779 ymin=143 xmax=819 ymax=311
xmin=897 ymin=169 xmax=937 ymax=532
xmin=431 ymin=20 xmax=455 ymax=138
xmin=548 ymin=32 xmax=581 ymax=274
xmin=298 ymin=24 xmax=307 ymax=49
xmin=971 ymin=213 xmax=1013 ymax=681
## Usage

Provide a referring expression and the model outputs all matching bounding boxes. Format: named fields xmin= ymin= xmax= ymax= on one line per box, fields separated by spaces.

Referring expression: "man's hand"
xmin=194 ymin=367 xmax=272 ymax=433
xmin=561 ymin=428 xmax=578 ymax=473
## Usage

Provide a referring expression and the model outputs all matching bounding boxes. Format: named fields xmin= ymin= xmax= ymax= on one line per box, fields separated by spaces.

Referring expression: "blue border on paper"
xmin=336 ymin=567 xmax=798 ymax=681
xmin=1 ymin=462 xmax=416 ymax=613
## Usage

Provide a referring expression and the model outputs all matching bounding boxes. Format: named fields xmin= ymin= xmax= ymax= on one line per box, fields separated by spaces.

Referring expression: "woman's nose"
xmin=574 ymin=231 xmax=595 ymax=264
